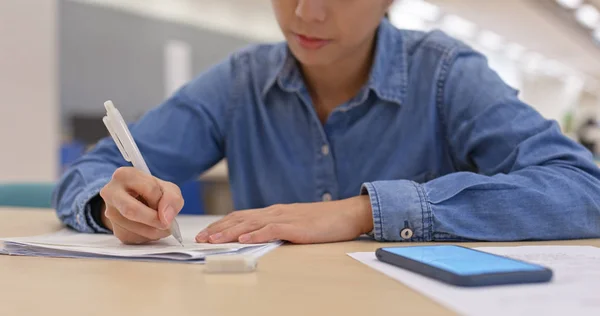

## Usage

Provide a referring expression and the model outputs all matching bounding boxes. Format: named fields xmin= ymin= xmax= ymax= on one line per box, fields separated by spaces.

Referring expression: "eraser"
xmin=204 ymin=255 xmax=257 ymax=273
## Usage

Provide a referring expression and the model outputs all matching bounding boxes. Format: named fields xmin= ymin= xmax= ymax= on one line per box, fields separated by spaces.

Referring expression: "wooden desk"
xmin=1 ymin=208 xmax=598 ymax=316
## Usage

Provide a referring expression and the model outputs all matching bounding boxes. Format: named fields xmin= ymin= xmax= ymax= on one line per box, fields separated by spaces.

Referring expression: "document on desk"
xmin=349 ymin=246 xmax=600 ymax=316
xmin=0 ymin=216 xmax=280 ymax=263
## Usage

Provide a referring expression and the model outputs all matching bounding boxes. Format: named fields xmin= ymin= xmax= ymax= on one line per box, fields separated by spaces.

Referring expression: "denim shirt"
xmin=53 ymin=19 xmax=600 ymax=242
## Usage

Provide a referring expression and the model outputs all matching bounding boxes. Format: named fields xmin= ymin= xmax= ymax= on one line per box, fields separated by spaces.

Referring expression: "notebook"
xmin=0 ymin=215 xmax=280 ymax=263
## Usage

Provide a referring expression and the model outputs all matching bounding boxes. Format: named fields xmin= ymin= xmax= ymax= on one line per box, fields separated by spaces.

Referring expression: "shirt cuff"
xmin=76 ymin=177 xmax=112 ymax=234
xmin=360 ymin=180 xmax=433 ymax=242
xmin=89 ymin=193 xmax=109 ymax=231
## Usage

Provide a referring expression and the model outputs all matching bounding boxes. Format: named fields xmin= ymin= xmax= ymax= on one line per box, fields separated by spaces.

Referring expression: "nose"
xmin=295 ymin=0 xmax=326 ymax=22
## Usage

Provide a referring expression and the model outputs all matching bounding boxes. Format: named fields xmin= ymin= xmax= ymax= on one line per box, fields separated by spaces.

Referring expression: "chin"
xmin=288 ymin=45 xmax=336 ymax=67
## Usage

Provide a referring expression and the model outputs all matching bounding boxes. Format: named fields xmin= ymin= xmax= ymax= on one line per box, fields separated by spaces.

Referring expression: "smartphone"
xmin=376 ymin=245 xmax=553 ymax=287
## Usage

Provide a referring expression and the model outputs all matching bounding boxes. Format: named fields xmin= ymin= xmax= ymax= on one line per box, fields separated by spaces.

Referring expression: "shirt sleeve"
xmin=52 ymin=56 xmax=238 ymax=233
xmin=362 ymin=48 xmax=600 ymax=242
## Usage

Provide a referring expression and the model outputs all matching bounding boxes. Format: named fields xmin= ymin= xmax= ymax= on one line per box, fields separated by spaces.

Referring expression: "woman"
xmin=54 ymin=0 xmax=600 ymax=245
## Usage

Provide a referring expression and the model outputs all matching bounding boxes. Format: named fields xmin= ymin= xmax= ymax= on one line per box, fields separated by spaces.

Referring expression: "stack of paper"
xmin=0 ymin=216 xmax=280 ymax=263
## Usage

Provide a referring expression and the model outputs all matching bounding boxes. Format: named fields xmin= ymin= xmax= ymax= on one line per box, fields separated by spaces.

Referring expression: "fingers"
xmin=194 ymin=205 xmax=302 ymax=244
xmin=197 ymin=212 xmax=244 ymax=238
xmin=111 ymin=167 xmax=163 ymax=208
xmin=203 ymin=205 xmax=281 ymax=236
xmin=105 ymin=204 xmax=170 ymax=242
xmin=111 ymin=221 xmax=155 ymax=245
xmin=198 ymin=218 xmax=265 ymax=243
xmin=239 ymin=223 xmax=303 ymax=244
xmin=99 ymin=167 xmax=186 ymax=245
xmin=102 ymin=188 xmax=166 ymax=229
xmin=195 ymin=210 xmax=255 ymax=243
xmin=156 ymin=180 xmax=185 ymax=227
xmin=100 ymin=167 xmax=185 ymax=227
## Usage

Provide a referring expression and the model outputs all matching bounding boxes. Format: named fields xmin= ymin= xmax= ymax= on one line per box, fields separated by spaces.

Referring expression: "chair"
xmin=0 ymin=181 xmax=205 ymax=212
xmin=0 ymin=183 xmax=55 ymax=209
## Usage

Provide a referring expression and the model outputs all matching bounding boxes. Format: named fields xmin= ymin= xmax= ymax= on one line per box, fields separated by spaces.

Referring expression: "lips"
xmin=294 ymin=33 xmax=331 ymax=50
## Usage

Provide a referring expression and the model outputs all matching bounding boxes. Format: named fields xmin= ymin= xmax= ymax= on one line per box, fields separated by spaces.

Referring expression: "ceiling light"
xmin=389 ymin=10 xmax=428 ymax=30
xmin=543 ymin=59 xmax=566 ymax=77
xmin=441 ymin=15 xmax=477 ymax=39
xmin=395 ymin=0 xmax=441 ymax=22
xmin=575 ymin=4 xmax=600 ymax=29
xmin=505 ymin=43 xmax=526 ymax=60
xmin=583 ymin=78 xmax=599 ymax=94
xmin=556 ymin=0 xmax=583 ymax=9
xmin=477 ymin=30 xmax=503 ymax=51
xmin=563 ymin=75 xmax=585 ymax=94
xmin=522 ymin=52 xmax=544 ymax=74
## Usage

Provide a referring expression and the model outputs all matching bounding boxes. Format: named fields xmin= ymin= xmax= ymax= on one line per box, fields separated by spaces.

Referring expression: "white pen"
xmin=102 ymin=100 xmax=184 ymax=247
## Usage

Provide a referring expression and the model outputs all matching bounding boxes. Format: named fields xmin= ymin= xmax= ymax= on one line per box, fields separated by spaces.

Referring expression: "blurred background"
xmin=2 ymin=0 xmax=600 ymax=215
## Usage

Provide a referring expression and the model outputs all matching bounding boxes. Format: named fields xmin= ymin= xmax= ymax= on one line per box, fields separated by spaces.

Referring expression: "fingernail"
xmin=239 ymin=234 xmax=251 ymax=243
xmin=163 ymin=206 xmax=175 ymax=224
xmin=209 ymin=232 xmax=223 ymax=243
xmin=196 ymin=231 xmax=208 ymax=242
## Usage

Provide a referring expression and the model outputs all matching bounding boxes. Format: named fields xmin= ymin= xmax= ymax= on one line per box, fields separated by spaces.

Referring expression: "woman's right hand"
xmin=99 ymin=167 xmax=185 ymax=245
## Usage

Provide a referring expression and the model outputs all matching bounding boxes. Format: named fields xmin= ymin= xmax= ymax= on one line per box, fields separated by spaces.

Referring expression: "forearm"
xmin=342 ymin=195 xmax=374 ymax=235
xmin=52 ymin=138 xmax=124 ymax=233
xmin=52 ymin=167 xmax=113 ymax=233
xmin=362 ymin=165 xmax=600 ymax=242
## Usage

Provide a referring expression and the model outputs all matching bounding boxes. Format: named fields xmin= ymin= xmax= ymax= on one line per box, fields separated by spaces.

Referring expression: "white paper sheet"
xmin=349 ymin=246 xmax=600 ymax=316
xmin=1 ymin=215 xmax=279 ymax=263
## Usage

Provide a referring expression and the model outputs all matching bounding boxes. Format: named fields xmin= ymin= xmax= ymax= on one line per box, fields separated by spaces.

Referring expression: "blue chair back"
xmin=179 ymin=180 xmax=205 ymax=215
xmin=0 ymin=183 xmax=55 ymax=209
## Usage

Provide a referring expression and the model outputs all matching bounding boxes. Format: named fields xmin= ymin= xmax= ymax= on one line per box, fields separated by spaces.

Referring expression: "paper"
xmin=1 ymin=215 xmax=280 ymax=263
xmin=349 ymin=246 xmax=600 ymax=316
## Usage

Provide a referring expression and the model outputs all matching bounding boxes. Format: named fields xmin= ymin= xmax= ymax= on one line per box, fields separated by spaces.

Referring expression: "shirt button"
xmin=321 ymin=145 xmax=330 ymax=156
xmin=322 ymin=193 xmax=332 ymax=202
xmin=400 ymin=228 xmax=413 ymax=240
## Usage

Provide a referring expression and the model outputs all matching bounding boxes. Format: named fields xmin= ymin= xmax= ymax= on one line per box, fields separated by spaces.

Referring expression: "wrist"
xmin=347 ymin=195 xmax=374 ymax=235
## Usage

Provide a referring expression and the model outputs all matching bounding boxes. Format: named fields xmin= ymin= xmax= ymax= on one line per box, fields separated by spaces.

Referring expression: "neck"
xmin=300 ymin=34 xmax=377 ymax=114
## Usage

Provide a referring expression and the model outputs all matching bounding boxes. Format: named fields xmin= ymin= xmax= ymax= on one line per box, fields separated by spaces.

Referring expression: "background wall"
xmin=59 ymin=0 xmax=253 ymax=132
xmin=0 ymin=0 xmax=59 ymax=182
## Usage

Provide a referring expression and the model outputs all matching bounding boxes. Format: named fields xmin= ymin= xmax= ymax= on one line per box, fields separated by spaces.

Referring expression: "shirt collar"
xmin=262 ymin=19 xmax=407 ymax=106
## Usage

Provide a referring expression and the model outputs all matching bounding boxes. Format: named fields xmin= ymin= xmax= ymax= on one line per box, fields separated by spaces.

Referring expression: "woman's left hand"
xmin=195 ymin=196 xmax=374 ymax=244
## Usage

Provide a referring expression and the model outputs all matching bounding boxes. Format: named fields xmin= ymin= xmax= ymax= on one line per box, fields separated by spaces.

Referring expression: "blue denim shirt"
xmin=53 ymin=19 xmax=600 ymax=242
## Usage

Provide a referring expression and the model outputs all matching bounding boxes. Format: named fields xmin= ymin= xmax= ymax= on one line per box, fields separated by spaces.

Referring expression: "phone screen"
xmin=381 ymin=246 xmax=546 ymax=276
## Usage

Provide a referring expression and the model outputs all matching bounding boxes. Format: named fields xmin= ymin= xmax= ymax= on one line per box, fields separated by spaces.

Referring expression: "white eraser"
xmin=204 ymin=255 xmax=257 ymax=273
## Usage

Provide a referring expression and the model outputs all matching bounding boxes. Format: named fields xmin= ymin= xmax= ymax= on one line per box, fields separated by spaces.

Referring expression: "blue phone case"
xmin=376 ymin=245 xmax=553 ymax=287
